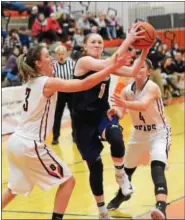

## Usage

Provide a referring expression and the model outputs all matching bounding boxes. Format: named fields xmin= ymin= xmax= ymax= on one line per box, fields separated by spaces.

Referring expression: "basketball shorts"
xmin=73 ymin=120 xmax=104 ymax=162
xmin=7 ymin=133 xmax=72 ymax=196
xmin=124 ymin=127 xmax=172 ymax=168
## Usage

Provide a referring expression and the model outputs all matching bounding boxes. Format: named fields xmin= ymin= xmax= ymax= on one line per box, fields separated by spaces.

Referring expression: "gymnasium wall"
xmin=157 ymin=29 xmax=185 ymax=49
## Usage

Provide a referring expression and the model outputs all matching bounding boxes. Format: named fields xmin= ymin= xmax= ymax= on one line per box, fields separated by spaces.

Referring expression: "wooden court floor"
xmin=1 ymin=97 xmax=184 ymax=219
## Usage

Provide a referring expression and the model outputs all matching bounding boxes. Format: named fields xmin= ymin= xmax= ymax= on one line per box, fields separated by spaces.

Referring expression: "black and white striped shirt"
xmin=53 ymin=58 xmax=75 ymax=80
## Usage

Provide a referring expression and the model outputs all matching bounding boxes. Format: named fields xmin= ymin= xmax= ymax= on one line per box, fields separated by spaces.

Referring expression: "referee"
xmin=52 ymin=45 xmax=76 ymax=144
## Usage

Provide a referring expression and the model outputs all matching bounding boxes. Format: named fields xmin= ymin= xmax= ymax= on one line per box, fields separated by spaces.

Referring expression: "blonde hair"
xmin=17 ymin=46 xmax=44 ymax=82
xmin=55 ymin=45 xmax=67 ymax=54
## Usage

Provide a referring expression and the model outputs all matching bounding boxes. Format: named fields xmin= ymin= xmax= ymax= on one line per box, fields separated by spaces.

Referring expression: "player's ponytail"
xmin=17 ymin=46 xmax=44 ymax=82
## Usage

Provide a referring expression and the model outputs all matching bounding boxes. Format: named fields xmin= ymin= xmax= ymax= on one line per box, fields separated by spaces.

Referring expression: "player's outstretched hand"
xmin=127 ymin=22 xmax=146 ymax=42
xmin=113 ymin=52 xmax=133 ymax=70
xmin=111 ymin=93 xmax=127 ymax=108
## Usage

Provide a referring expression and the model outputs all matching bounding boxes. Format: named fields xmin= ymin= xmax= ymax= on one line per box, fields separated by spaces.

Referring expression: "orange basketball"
xmin=132 ymin=22 xmax=156 ymax=49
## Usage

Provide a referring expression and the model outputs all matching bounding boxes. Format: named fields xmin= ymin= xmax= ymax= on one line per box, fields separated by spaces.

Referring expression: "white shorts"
xmin=124 ymin=127 xmax=171 ymax=168
xmin=7 ymin=133 xmax=72 ymax=196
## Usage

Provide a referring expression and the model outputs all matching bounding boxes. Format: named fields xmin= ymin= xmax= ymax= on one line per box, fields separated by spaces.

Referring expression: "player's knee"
xmin=87 ymin=157 xmax=103 ymax=196
xmin=105 ymin=125 xmax=125 ymax=158
xmin=151 ymin=160 xmax=168 ymax=195
xmin=68 ymin=176 xmax=76 ymax=188
xmin=62 ymin=176 xmax=75 ymax=189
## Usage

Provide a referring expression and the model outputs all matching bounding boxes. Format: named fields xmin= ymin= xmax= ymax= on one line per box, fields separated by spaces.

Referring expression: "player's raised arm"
xmin=111 ymin=84 xmax=160 ymax=111
xmin=108 ymin=23 xmax=146 ymax=65
xmin=43 ymin=53 xmax=131 ymax=97
xmin=75 ymin=24 xmax=145 ymax=74
xmin=113 ymin=47 xmax=150 ymax=77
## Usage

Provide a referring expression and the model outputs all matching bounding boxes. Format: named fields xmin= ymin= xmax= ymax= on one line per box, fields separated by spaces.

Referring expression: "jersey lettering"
xmin=23 ymin=88 xmax=31 ymax=111
xmin=98 ymin=83 xmax=106 ymax=99
xmin=134 ymin=124 xmax=156 ymax=131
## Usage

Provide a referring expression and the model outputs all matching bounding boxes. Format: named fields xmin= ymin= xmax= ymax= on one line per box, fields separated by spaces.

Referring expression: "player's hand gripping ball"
xmin=132 ymin=22 xmax=156 ymax=49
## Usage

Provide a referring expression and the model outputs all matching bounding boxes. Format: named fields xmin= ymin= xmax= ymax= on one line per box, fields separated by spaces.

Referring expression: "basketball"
xmin=132 ymin=22 xmax=156 ymax=49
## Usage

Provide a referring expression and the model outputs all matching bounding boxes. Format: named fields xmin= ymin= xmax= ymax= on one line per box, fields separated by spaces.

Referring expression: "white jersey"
xmin=124 ymin=79 xmax=170 ymax=132
xmin=16 ymin=76 xmax=57 ymax=142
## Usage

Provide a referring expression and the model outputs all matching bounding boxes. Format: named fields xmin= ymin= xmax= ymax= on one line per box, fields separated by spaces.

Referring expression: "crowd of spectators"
xmin=25 ymin=2 xmax=125 ymax=44
xmin=147 ymin=41 xmax=185 ymax=99
xmin=1 ymin=2 xmax=185 ymax=102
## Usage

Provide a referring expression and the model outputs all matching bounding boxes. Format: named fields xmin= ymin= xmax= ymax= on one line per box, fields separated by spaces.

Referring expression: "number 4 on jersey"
xmin=139 ymin=112 xmax=146 ymax=123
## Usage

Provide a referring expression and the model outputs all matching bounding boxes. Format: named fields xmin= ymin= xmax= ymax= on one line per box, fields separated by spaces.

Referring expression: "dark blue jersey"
xmin=72 ymin=71 xmax=110 ymax=124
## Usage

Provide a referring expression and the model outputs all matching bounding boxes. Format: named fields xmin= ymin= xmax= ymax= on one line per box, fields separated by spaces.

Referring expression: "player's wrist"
xmin=124 ymin=101 xmax=129 ymax=108
xmin=125 ymin=36 xmax=134 ymax=44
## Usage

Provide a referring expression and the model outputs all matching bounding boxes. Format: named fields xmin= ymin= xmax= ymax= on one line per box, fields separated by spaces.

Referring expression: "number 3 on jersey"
xmin=23 ymin=88 xmax=31 ymax=111
xmin=139 ymin=112 xmax=146 ymax=123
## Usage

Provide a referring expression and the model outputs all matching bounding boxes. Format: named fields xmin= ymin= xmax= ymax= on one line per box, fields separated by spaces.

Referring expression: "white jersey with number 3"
xmin=124 ymin=79 xmax=170 ymax=131
xmin=16 ymin=76 xmax=57 ymax=142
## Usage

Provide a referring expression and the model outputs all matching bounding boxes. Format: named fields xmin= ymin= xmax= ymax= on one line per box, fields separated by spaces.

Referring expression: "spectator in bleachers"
xmin=72 ymin=28 xmax=84 ymax=49
xmin=47 ymin=13 xmax=62 ymax=38
xmin=2 ymin=46 xmax=22 ymax=87
xmin=22 ymin=45 xmax=28 ymax=56
xmin=48 ymin=2 xmax=57 ymax=14
xmin=58 ymin=13 xmax=71 ymax=42
xmin=87 ymin=12 xmax=98 ymax=27
xmin=171 ymin=51 xmax=185 ymax=88
xmin=28 ymin=6 xmax=39 ymax=30
xmin=95 ymin=13 xmax=112 ymax=40
xmin=169 ymin=42 xmax=180 ymax=59
xmin=2 ymin=28 xmax=22 ymax=59
xmin=147 ymin=44 xmax=166 ymax=99
xmin=173 ymin=51 xmax=185 ymax=74
xmin=161 ymin=43 xmax=169 ymax=55
xmin=153 ymin=36 xmax=162 ymax=51
xmin=78 ymin=14 xmax=91 ymax=36
xmin=18 ymin=26 xmax=30 ymax=48
xmin=31 ymin=13 xmax=58 ymax=43
xmin=116 ymin=24 xmax=126 ymax=39
xmin=31 ymin=13 xmax=47 ymax=41
xmin=37 ymin=2 xmax=52 ymax=18
xmin=161 ymin=56 xmax=181 ymax=97
xmin=1 ymin=28 xmax=7 ymax=44
xmin=55 ymin=2 xmax=70 ymax=16
xmin=71 ymin=28 xmax=84 ymax=60
xmin=68 ymin=18 xmax=76 ymax=40
xmin=91 ymin=26 xmax=99 ymax=33
xmin=108 ymin=14 xmax=118 ymax=39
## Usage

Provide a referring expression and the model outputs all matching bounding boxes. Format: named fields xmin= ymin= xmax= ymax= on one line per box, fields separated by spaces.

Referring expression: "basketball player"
xmin=1 ymin=45 xmax=131 ymax=220
xmin=108 ymin=59 xmax=171 ymax=220
xmin=72 ymin=23 xmax=149 ymax=219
